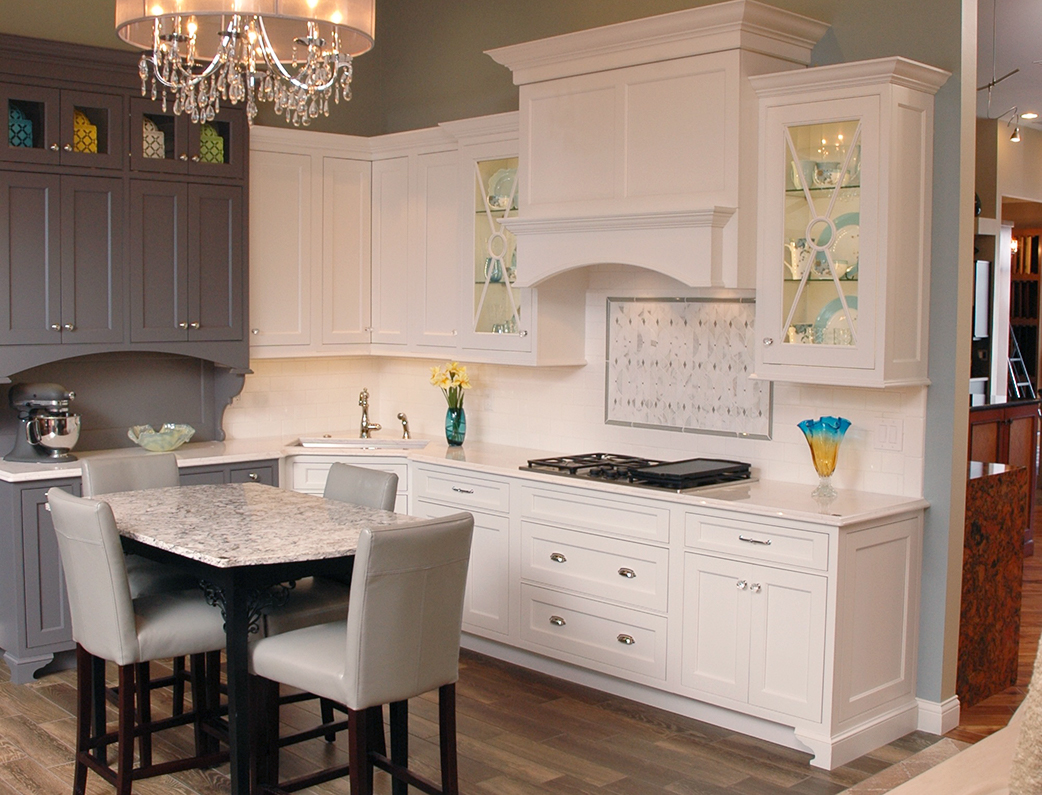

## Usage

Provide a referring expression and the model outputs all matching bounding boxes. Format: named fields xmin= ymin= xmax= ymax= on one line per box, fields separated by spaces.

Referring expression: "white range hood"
xmin=487 ymin=0 xmax=829 ymax=289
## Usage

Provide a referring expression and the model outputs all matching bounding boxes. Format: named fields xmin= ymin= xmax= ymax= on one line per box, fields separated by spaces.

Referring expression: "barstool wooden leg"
xmin=389 ymin=700 xmax=408 ymax=795
xmin=171 ymin=655 xmax=187 ymax=715
xmin=74 ymin=646 xmax=92 ymax=795
xmin=116 ymin=665 xmax=136 ymax=795
xmin=348 ymin=707 xmax=374 ymax=795
xmin=90 ymin=655 xmax=106 ymax=764
xmin=189 ymin=653 xmax=209 ymax=755
xmin=135 ymin=661 xmax=153 ymax=767
xmin=439 ymin=684 xmax=459 ymax=795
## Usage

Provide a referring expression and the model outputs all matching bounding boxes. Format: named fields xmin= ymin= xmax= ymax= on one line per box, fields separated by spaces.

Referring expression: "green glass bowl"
xmin=128 ymin=423 xmax=195 ymax=452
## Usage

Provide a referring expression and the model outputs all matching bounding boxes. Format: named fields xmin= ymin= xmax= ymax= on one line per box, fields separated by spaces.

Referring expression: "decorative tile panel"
xmin=605 ymin=297 xmax=771 ymax=439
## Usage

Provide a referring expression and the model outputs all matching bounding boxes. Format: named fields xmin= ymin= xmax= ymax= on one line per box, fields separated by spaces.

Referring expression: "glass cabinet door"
xmin=472 ymin=156 xmax=522 ymax=336
xmin=781 ymin=118 xmax=861 ymax=350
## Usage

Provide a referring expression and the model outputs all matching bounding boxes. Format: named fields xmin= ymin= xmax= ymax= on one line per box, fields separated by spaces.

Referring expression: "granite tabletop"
xmin=101 ymin=482 xmax=419 ymax=568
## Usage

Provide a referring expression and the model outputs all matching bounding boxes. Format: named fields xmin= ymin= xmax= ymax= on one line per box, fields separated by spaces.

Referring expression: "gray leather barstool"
xmin=250 ymin=512 xmax=474 ymax=795
xmin=264 ymin=462 xmax=400 ymax=744
xmin=80 ymin=453 xmax=201 ymax=721
xmin=47 ymin=488 xmax=228 ymax=795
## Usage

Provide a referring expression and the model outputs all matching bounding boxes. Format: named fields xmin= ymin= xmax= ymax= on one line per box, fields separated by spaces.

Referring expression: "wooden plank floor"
xmin=4 ymin=497 xmax=1041 ymax=795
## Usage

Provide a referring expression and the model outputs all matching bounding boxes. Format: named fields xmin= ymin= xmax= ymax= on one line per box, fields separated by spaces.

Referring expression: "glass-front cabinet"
xmin=752 ymin=59 xmax=948 ymax=388
xmin=129 ymin=97 xmax=245 ymax=179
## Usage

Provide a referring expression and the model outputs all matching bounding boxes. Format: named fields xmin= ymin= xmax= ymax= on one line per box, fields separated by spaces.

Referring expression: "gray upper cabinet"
xmin=130 ymin=180 xmax=243 ymax=344
xmin=0 ymin=171 xmax=123 ymax=346
xmin=129 ymin=96 xmax=246 ymax=180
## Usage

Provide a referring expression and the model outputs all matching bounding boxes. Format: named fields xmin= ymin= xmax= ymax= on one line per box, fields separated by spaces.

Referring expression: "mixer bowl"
xmin=28 ymin=414 xmax=81 ymax=452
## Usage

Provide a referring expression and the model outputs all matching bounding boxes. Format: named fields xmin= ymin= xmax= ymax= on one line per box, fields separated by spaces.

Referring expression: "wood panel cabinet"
xmin=129 ymin=180 xmax=243 ymax=343
xmin=179 ymin=459 xmax=279 ymax=487
xmin=0 ymin=171 xmax=123 ymax=346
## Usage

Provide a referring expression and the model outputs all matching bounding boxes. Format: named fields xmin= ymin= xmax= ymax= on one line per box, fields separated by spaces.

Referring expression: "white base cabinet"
xmin=283 ymin=451 xmax=924 ymax=770
xmin=287 ymin=455 xmax=409 ymax=514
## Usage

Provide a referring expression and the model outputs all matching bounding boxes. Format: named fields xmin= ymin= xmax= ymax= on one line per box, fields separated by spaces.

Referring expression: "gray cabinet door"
xmin=130 ymin=179 xmax=190 ymax=343
xmin=21 ymin=482 xmax=77 ymax=649
xmin=189 ymin=183 xmax=243 ymax=341
xmin=60 ymin=175 xmax=123 ymax=344
xmin=0 ymin=170 xmax=61 ymax=344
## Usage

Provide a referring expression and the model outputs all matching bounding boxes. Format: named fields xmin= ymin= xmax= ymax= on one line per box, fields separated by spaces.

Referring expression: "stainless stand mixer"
xmin=5 ymin=383 xmax=81 ymax=463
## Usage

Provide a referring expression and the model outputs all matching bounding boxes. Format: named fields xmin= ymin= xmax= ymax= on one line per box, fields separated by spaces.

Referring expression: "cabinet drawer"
xmin=291 ymin=457 xmax=409 ymax=496
xmin=521 ymin=521 xmax=668 ymax=612
xmin=685 ymin=513 xmax=829 ymax=571
xmin=520 ymin=485 xmax=669 ymax=543
xmin=414 ymin=466 xmax=509 ymax=513
xmin=229 ymin=462 xmax=276 ymax=486
xmin=520 ymin=584 xmax=666 ymax=681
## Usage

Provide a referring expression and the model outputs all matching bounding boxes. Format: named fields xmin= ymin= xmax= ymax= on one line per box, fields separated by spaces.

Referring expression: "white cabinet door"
xmin=410 ymin=150 xmax=460 ymax=349
xmin=682 ymin=552 xmax=826 ymax=721
xmin=249 ymin=149 xmax=312 ymax=347
xmin=747 ymin=564 xmax=826 ymax=722
xmin=371 ymin=157 xmax=410 ymax=346
xmin=416 ymin=498 xmax=510 ymax=638
xmin=321 ymin=157 xmax=371 ymax=346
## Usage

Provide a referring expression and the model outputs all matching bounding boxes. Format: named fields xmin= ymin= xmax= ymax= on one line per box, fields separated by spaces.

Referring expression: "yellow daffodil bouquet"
xmin=430 ymin=361 xmax=471 ymax=409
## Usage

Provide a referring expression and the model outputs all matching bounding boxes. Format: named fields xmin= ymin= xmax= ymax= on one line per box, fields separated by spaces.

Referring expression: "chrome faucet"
xmin=358 ymin=388 xmax=381 ymax=438
xmin=397 ymin=412 xmax=411 ymax=439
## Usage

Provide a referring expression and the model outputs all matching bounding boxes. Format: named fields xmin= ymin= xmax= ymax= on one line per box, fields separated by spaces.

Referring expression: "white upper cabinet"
xmin=751 ymin=58 xmax=949 ymax=388
xmin=487 ymin=1 xmax=828 ymax=290
xmin=249 ymin=127 xmax=371 ymax=358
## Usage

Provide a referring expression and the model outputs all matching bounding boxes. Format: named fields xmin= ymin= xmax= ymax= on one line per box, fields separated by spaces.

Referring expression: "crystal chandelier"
xmin=115 ymin=1 xmax=375 ymax=127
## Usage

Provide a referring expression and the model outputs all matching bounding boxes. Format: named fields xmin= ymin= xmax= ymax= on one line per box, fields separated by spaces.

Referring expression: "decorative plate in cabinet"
xmin=142 ymin=117 xmax=165 ymax=159
xmin=8 ymin=106 xmax=31 ymax=148
xmin=198 ymin=123 xmax=224 ymax=164
xmin=72 ymin=110 xmax=97 ymax=153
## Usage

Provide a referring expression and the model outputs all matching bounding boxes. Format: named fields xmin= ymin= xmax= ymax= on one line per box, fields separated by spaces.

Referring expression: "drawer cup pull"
xmin=451 ymin=486 xmax=475 ymax=494
xmin=549 ymin=615 xmax=566 ymax=627
xmin=618 ymin=567 xmax=636 ymax=579
xmin=617 ymin=634 xmax=636 ymax=646
xmin=550 ymin=552 xmax=567 ymax=564
xmin=738 ymin=535 xmax=771 ymax=546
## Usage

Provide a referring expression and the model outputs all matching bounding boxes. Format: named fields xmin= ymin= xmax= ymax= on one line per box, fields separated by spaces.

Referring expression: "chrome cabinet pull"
xmin=63 ymin=144 xmax=72 ymax=152
xmin=617 ymin=634 xmax=635 ymax=646
xmin=49 ymin=323 xmax=60 ymax=331
xmin=618 ymin=567 xmax=636 ymax=579
xmin=178 ymin=321 xmax=188 ymax=329
xmin=763 ymin=337 xmax=774 ymax=346
xmin=248 ymin=472 xmax=259 ymax=482
xmin=451 ymin=486 xmax=474 ymax=494
xmin=189 ymin=322 xmax=200 ymax=329
xmin=62 ymin=323 xmax=75 ymax=331
xmin=750 ymin=583 xmax=762 ymax=594
xmin=180 ymin=154 xmax=189 ymax=161
xmin=550 ymin=552 xmax=567 ymax=564
xmin=192 ymin=155 xmax=200 ymax=162
xmin=736 ymin=580 xmax=748 ymax=590
xmin=739 ymin=535 xmax=771 ymax=546
xmin=49 ymin=143 xmax=60 ymax=151
xmin=549 ymin=616 xmax=566 ymax=627
xmin=251 ymin=328 xmax=260 ymax=335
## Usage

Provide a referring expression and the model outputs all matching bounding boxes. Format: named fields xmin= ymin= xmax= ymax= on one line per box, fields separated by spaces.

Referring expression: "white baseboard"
xmin=917 ymin=696 xmax=961 ymax=735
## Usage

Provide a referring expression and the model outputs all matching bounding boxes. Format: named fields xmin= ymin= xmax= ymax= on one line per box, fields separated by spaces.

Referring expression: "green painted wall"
xmin=0 ymin=0 xmax=969 ymax=706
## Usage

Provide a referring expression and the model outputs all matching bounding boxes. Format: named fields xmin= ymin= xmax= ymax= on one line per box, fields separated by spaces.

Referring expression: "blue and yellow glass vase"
xmin=797 ymin=416 xmax=851 ymax=500
xmin=445 ymin=407 xmax=466 ymax=446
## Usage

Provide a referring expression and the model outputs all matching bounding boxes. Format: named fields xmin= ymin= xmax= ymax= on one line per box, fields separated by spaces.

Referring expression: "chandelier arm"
xmin=141 ymin=48 xmax=226 ymax=91
xmin=254 ymin=16 xmax=343 ymax=93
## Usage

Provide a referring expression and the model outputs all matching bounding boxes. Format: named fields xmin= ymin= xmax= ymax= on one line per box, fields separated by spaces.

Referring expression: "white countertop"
xmin=1 ymin=434 xmax=928 ymax=528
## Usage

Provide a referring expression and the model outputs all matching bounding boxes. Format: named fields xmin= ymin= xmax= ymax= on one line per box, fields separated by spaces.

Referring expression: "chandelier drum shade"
xmin=115 ymin=0 xmax=375 ymax=126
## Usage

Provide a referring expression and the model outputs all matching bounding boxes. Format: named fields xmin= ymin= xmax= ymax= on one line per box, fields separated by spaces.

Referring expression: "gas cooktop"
xmin=522 ymin=453 xmax=752 ymax=492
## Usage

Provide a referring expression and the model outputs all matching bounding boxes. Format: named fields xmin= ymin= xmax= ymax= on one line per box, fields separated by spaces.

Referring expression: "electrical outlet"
xmin=875 ymin=418 xmax=903 ymax=451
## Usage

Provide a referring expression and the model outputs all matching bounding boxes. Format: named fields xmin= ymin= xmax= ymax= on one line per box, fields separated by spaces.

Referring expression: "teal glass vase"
xmin=445 ymin=407 xmax=466 ymax=446
xmin=797 ymin=416 xmax=851 ymax=499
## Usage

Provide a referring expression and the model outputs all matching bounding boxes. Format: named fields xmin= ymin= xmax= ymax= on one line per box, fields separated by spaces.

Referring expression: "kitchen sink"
xmin=295 ymin=436 xmax=430 ymax=449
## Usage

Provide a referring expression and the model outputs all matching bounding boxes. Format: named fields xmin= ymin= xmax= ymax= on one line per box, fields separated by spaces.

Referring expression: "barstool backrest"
xmin=81 ymin=452 xmax=180 ymax=496
xmin=343 ymin=513 xmax=473 ymax=711
xmin=47 ymin=488 xmax=139 ymax=665
xmin=324 ymin=462 xmax=398 ymax=511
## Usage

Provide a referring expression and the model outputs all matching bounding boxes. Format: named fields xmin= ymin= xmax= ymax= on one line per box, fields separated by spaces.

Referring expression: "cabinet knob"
xmin=180 ymin=154 xmax=189 ymax=161
xmin=62 ymin=323 xmax=75 ymax=331
xmin=178 ymin=322 xmax=189 ymax=329
xmin=452 ymin=329 xmax=458 ymax=336
xmin=63 ymin=144 xmax=73 ymax=152
xmin=549 ymin=552 xmax=567 ymax=564
xmin=364 ymin=326 xmax=374 ymax=333
xmin=519 ymin=329 xmax=528 ymax=337
xmin=736 ymin=580 xmax=748 ymax=590
xmin=248 ymin=472 xmax=259 ymax=481
xmin=49 ymin=143 xmax=60 ymax=151
xmin=251 ymin=328 xmax=260 ymax=335
xmin=617 ymin=634 xmax=636 ymax=646
xmin=618 ymin=567 xmax=636 ymax=579
xmin=192 ymin=155 xmax=200 ymax=162
xmin=763 ymin=338 xmax=774 ymax=347
xmin=750 ymin=583 xmax=762 ymax=594
xmin=49 ymin=323 xmax=60 ymax=331
xmin=189 ymin=322 xmax=200 ymax=329
xmin=548 ymin=615 xmax=566 ymax=627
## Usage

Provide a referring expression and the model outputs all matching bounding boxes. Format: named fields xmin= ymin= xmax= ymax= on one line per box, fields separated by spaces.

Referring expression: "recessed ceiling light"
xmin=1023 ymin=112 xmax=1039 ymax=120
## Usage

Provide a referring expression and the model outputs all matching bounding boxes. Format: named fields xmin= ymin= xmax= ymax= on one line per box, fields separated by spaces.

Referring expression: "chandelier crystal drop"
xmin=115 ymin=2 xmax=375 ymax=127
